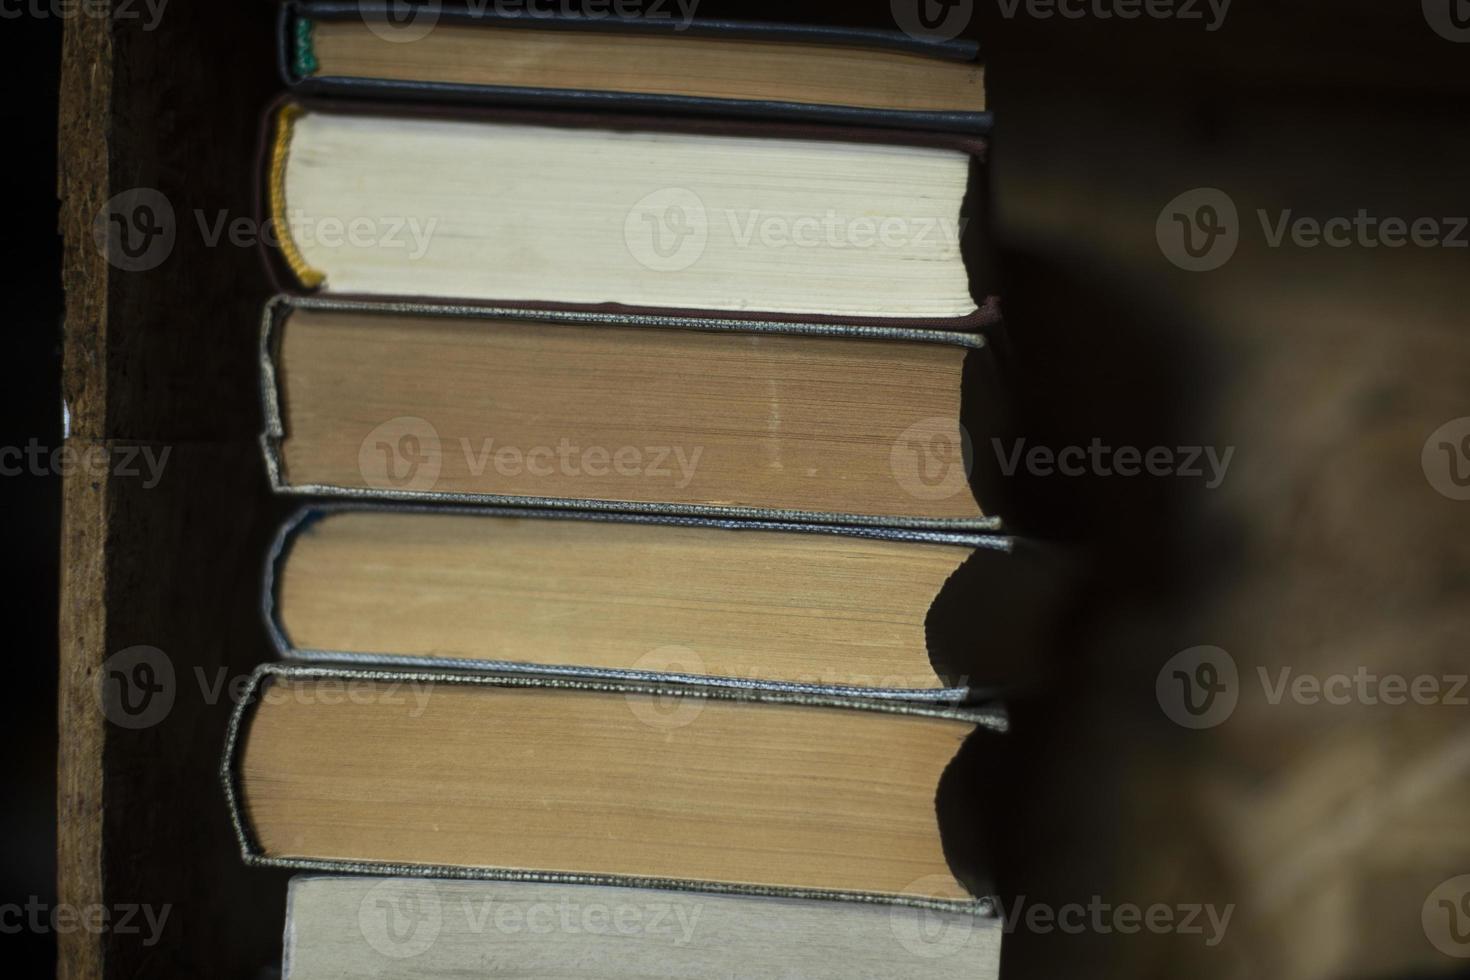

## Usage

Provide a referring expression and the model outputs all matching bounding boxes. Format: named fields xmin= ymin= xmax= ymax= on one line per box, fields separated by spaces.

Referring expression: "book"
xmin=262 ymin=99 xmax=993 ymax=325
xmin=283 ymin=876 xmax=1001 ymax=979
xmin=281 ymin=2 xmax=989 ymax=133
xmin=224 ymin=664 xmax=1001 ymax=907
xmin=266 ymin=505 xmax=1055 ymax=700
xmin=260 ymin=297 xmax=1010 ymax=526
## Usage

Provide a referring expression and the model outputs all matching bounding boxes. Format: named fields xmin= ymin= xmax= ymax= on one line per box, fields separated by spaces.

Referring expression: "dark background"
xmin=7 ymin=1 xmax=1470 ymax=977
xmin=2 ymin=6 xmax=65 ymax=977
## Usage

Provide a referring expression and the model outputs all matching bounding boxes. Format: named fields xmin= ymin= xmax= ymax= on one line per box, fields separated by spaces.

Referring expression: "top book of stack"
xmin=280 ymin=1 xmax=989 ymax=132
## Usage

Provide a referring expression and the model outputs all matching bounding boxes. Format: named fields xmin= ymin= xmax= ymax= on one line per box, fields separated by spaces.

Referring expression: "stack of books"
xmin=225 ymin=4 xmax=1022 ymax=976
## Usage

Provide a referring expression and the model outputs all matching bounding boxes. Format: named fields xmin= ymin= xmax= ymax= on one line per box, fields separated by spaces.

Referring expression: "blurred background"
xmin=6 ymin=1 xmax=1469 ymax=977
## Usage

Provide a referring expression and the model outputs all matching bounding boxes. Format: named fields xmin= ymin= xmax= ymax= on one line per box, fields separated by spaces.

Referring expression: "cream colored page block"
xmin=282 ymin=111 xmax=975 ymax=318
xmin=285 ymin=876 xmax=1000 ymax=980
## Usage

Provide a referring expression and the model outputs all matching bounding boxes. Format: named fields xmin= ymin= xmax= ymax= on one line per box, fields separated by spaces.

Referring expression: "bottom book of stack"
xmin=286 ymin=876 xmax=1001 ymax=979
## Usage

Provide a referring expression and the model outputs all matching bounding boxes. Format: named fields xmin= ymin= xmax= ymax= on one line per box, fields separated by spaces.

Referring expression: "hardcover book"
xmin=283 ymin=876 xmax=1001 ymax=979
xmin=266 ymin=505 xmax=1057 ymax=700
xmin=262 ymin=99 xmax=993 ymax=325
xmin=260 ymin=296 xmax=1010 ymax=527
xmin=281 ymin=2 xmax=989 ymax=132
xmin=224 ymin=664 xmax=1002 ymax=909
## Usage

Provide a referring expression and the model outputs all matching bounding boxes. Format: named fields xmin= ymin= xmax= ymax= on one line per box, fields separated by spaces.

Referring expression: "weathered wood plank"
xmin=57 ymin=5 xmax=112 ymax=977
